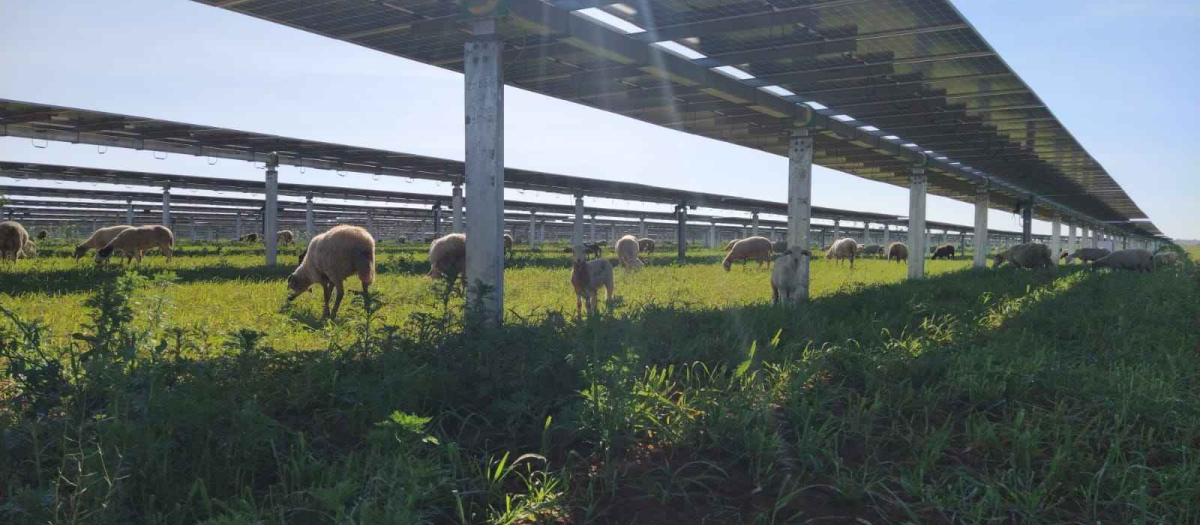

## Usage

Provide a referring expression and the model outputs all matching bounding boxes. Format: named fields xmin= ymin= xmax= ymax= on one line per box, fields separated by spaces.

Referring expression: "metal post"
xmin=675 ymin=204 xmax=687 ymax=260
xmin=1051 ymin=214 xmax=1062 ymax=262
xmin=529 ymin=211 xmax=537 ymax=247
xmin=786 ymin=129 xmax=813 ymax=303
xmin=236 ymin=213 xmax=243 ymax=239
xmin=638 ymin=217 xmax=646 ymax=239
xmin=305 ymin=193 xmax=315 ymax=239
xmin=862 ymin=222 xmax=870 ymax=245
xmin=973 ymin=185 xmax=989 ymax=268
xmin=432 ymin=204 xmax=442 ymax=237
xmin=452 ymin=183 xmax=463 ymax=233
xmin=907 ymin=164 xmax=927 ymax=279
xmin=189 ymin=221 xmax=197 ymax=241
xmin=572 ymin=193 xmax=584 ymax=246
xmin=264 ymin=153 xmax=279 ymax=265
xmin=959 ymin=231 xmax=966 ymax=253
xmin=162 ymin=186 xmax=172 ymax=228
xmin=708 ymin=222 xmax=716 ymax=248
xmin=751 ymin=212 xmax=759 ymax=237
xmin=833 ymin=219 xmax=841 ymax=241
xmin=366 ymin=210 xmax=375 ymax=238
xmin=1021 ymin=200 xmax=1033 ymax=245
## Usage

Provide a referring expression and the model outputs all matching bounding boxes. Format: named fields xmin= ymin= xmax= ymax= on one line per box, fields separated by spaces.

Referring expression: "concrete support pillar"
xmin=189 ymin=221 xmax=197 ymax=241
xmin=1092 ymin=227 xmax=1100 ymax=249
xmin=638 ymin=217 xmax=646 ymax=239
xmin=366 ymin=211 xmax=375 ymax=238
xmin=1067 ymin=221 xmax=1076 ymax=254
xmin=907 ymin=166 xmax=928 ymax=279
xmin=264 ymin=154 xmax=279 ymax=266
xmin=1051 ymin=214 xmax=1062 ymax=262
xmin=675 ymin=204 xmax=687 ymax=259
xmin=589 ymin=214 xmax=597 ymax=242
xmin=529 ymin=211 xmax=538 ymax=247
xmin=741 ymin=225 xmax=748 ymax=239
xmin=305 ymin=193 xmax=315 ymax=239
xmin=833 ymin=219 xmax=841 ymax=241
xmin=464 ymin=17 xmax=505 ymax=320
xmin=862 ymin=222 xmax=870 ymax=245
xmin=572 ymin=193 xmax=584 ymax=246
xmin=125 ymin=197 xmax=134 ymax=226
xmin=786 ymin=129 xmax=813 ymax=303
xmin=752 ymin=212 xmax=759 ymax=237
xmin=451 ymin=184 xmax=463 ymax=233
xmin=882 ymin=224 xmax=891 ymax=246
xmin=162 ymin=187 xmax=172 ymax=229
xmin=1021 ymin=200 xmax=1033 ymax=245
xmin=235 ymin=213 xmax=243 ymax=240
xmin=708 ymin=222 xmax=716 ymax=248
xmin=973 ymin=185 xmax=989 ymax=268
xmin=432 ymin=204 xmax=442 ymax=238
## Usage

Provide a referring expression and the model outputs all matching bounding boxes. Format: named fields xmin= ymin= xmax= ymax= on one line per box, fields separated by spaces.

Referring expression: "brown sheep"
xmin=861 ymin=244 xmax=885 ymax=257
xmin=725 ymin=239 xmax=739 ymax=252
xmin=18 ymin=240 xmax=36 ymax=259
xmin=240 ymin=232 xmax=259 ymax=242
xmin=286 ymin=225 xmax=376 ymax=320
xmin=993 ymin=243 xmax=1054 ymax=269
xmin=1091 ymin=249 xmax=1153 ymax=273
xmin=1061 ymin=248 xmax=1110 ymax=264
xmin=886 ymin=242 xmax=908 ymax=263
xmin=74 ymin=225 xmax=134 ymax=260
xmin=95 ymin=225 xmax=174 ymax=264
xmin=277 ymin=230 xmax=295 ymax=245
xmin=637 ymin=238 xmax=655 ymax=253
xmin=1153 ymin=251 xmax=1180 ymax=269
xmin=723 ymin=236 xmax=773 ymax=271
xmin=931 ymin=244 xmax=956 ymax=260
xmin=570 ymin=244 xmax=614 ymax=316
xmin=825 ymin=238 xmax=858 ymax=268
xmin=36 ymin=230 xmax=47 ymax=241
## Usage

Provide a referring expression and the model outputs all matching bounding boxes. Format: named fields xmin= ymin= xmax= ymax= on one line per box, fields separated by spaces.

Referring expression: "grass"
xmin=0 ymin=240 xmax=1197 ymax=524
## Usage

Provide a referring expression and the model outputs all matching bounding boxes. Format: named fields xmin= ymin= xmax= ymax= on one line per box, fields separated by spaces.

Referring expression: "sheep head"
xmin=94 ymin=245 xmax=116 ymax=263
xmin=73 ymin=245 xmax=89 ymax=260
xmin=285 ymin=272 xmax=314 ymax=301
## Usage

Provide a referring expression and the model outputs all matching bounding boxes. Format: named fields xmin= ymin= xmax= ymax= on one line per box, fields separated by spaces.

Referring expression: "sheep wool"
xmin=993 ymin=243 xmax=1054 ymax=269
xmin=725 ymin=239 xmax=739 ymax=252
xmin=886 ymin=242 xmax=908 ymax=263
xmin=74 ymin=225 xmax=134 ymax=260
xmin=1062 ymin=247 xmax=1110 ymax=264
xmin=286 ymin=225 xmax=376 ymax=320
xmin=615 ymin=235 xmax=643 ymax=270
xmin=723 ymin=236 xmax=773 ymax=271
xmin=570 ymin=244 xmax=615 ymax=316
xmin=428 ymin=233 xmax=467 ymax=280
xmin=95 ymin=225 xmax=175 ymax=264
xmin=1091 ymin=249 xmax=1153 ymax=273
xmin=771 ymin=249 xmax=812 ymax=305
xmin=825 ymin=238 xmax=858 ymax=268
xmin=0 ymin=221 xmax=30 ymax=263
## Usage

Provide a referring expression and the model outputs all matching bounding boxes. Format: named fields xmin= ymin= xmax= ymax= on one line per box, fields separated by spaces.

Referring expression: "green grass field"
xmin=1 ymin=240 xmax=1197 ymax=524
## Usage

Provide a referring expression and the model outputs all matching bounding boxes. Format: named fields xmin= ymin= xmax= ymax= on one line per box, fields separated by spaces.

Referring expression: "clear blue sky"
xmin=0 ymin=0 xmax=1194 ymax=239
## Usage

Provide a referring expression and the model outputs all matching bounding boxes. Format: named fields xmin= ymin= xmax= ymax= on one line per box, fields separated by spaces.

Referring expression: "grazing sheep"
xmin=723 ymin=236 xmax=773 ymax=271
xmin=861 ymin=244 xmax=885 ymax=257
xmin=286 ymin=225 xmax=376 ymax=320
xmin=570 ymin=244 xmax=614 ymax=316
xmin=277 ymin=230 xmax=295 ymax=245
xmin=725 ymin=239 xmax=739 ymax=252
xmin=240 ymin=233 xmax=259 ymax=242
xmin=771 ymin=249 xmax=813 ymax=306
xmin=0 ymin=221 xmax=29 ymax=263
xmin=1091 ymin=249 xmax=1153 ymax=273
xmin=95 ymin=225 xmax=175 ymax=264
xmin=1153 ymin=251 xmax=1180 ymax=269
xmin=504 ymin=233 xmax=514 ymax=254
xmin=74 ymin=225 xmax=134 ymax=260
xmin=771 ymin=241 xmax=788 ymax=254
xmin=886 ymin=242 xmax=908 ymax=263
xmin=36 ymin=230 xmax=47 ymax=241
xmin=931 ymin=244 xmax=956 ymax=260
xmin=428 ymin=233 xmax=467 ymax=281
xmin=825 ymin=238 xmax=858 ymax=268
xmin=1061 ymin=247 xmax=1110 ymax=264
xmin=18 ymin=240 xmax=36 ymax=259
xmin=585 ymin=242 xmax=603 ymax=259
xmin=637 ymin=238 xmax=655 ymax=254
xmin=615 ymin=235 xmax=644 ymax=270
xmin=993 ymin=243 xmax=1054 ymax=269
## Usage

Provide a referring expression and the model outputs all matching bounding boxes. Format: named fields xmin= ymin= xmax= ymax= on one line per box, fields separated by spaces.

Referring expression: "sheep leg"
xmin=162 ymin=243 xmax=173 ymax=262
xmin=362 ymin=281 xmax=371 ymax=313
xmin=772 ymin=286 xmax=779 ymax=306
xmin=575 ymin=292 xmax=583 ymax=317
xmin=320 ymin=283 xmax=333 ymax=319
xmin=330 ymin=283 xmax=345 ymax=319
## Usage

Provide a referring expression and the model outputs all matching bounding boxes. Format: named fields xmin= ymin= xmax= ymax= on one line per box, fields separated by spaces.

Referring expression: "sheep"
xmin=585 ymin=242 xmax=603 ymax=259
xmin=771 ymin=248 xmax=813 ymax=306
xmin=18 ymin=239 xmax=36 ymax=259
xmin=0 ymin=221 xmax=29 ymax=263
xmin=993 ymin=243 xmax=1054 ymax=269
xmin=95 ymin=225 xmax=175 ymax=264
xmin=615 ymin=235 xmax=644 ymax=270
xmin=723 ymin=236 xmax=773 ymax=271
xmin=74 ymin=225 xmax=134 ymax=260
xmin=570 ymin=244 xmax=614 ymax=316
xmin=886 ymin=242 xmax=908 ymax=263
xmin=504 ymin=233 xmax=514 ymax=254
xmin=1153 ymin=251 xmax=1180 ymax=269
xmin=240 ymin=233 xmax=259 ymax=242
xmin=825 ymin=238 xmax=858 ymax=268
xmin=1061 ymin=247 xmax=1110 ymax=264
xmin=771 ymin=241 xmax=788 ymax=254
xmin=861 ymin=244 xmax=885 ymax=257
xmin=637 ymin=238 xmax=655 ymax=253
xmin=286 ymin=225 xmax=375 ymax=320
xmin=931 ymin=244 xmax=956 ymax=260
xmin=36 ymin=230 xmax=47 ymax=241
xmin=277 ymin=230 xmax=295 ymax=245
xmin=1091 ymin=249 xmax=1153 ymax=273
xmin=428 ymin=233 xmax=467 ymax=283
xmin=725 ymin=239 xmax=739 ymax=252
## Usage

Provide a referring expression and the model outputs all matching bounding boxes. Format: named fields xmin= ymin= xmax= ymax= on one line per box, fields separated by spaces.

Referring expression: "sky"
xmin=0 ymin=0 xmax=1195 ymax=239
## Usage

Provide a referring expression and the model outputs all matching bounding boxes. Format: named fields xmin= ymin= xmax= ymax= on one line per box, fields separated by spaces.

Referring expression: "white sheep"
xmin=570 ymin=244 xmax=614 ymax=316
xmin=637 ymin=238 xmax=655 ymax=253
xmin=18 ymin=239 xmax=36 ymax=259
xmin=1061 ymin=247 xmax=1109 ymax=264
xmin=428 ymin=233 xmax=467 ymax=281
xmin=277 ymin=230 xmax=295 ymax=245
xmin=825 ymin=238 xmax=858 ymax=268
xmin=1091 ymin=249 xmax=1153 ymax=273
xmin=886 ymin=242 xmax=908 ymax=263
xmin=0 ymin=221 xmax=29 ymax=263
xmin=74 ymin=225 xmax=133 ymax=260
xmin=286 ymin=225 xmax=376 ymax=320
xmin=504 ymin=233 xmax=514 ymax=254
xmin=615 ymin=235 xmax=643 ymax=270
xmin=993 ymin=243 xmax=1054 ymax=269
xmin=95 ymin=225 xmax=175 ymax=264
xmin=771 ymin=248 xmax=812 ymax=305
xmin=723 ymin=236 xmax=773 ymax=271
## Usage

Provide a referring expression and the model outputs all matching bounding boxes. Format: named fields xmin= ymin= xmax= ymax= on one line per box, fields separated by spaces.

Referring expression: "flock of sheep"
xmin=0 ymin=218 xmax=1185 ymax=320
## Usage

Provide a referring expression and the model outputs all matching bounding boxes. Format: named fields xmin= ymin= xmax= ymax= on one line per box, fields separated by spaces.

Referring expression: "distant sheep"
xmin=861 ymin=244 xmax=885 ymax=257
xmin=931 ymin=244 xmax=956 ymax=260
xmin=615 ymin=235 xmax=643 ymax=270
xmin=637 ymin=238 xmax=655 ymax=253
xmin=504 ymin=233 xmax=514 ymax=254
xmin=1091 ymin=249 xmax=1153 ymax=273
xmin=18 ymin=240 xmax=36 ymax=259
xmin=74 ymin=225 xmax=134 ymax=260
xmin=825 ymin=238 xmax=858 ymax=268
xmin=570 ymin=244 xmax=614 ymax=316
xmin=36 ymin=230 xmax=47 ymax=241
xmin=1153 ymin=251 xmax=1180 ymax=269
xmin=95 ymin=225 xmax=174 ymax=264
xmin=1061 ymin=248 xmax=1109 ymax=264
xmin=771 ymin=241 xmax=788 ymax=254
xmin=240 ymin=233 xmax=259 ymax=242
xmin=993 ymin=243 xmax=1054 ymax=269
xmin=585 ymin=242 xmax=603 ymax=259
xmin=286 ymin=225 xmax=375 ymax=320
xmin=886 ymin=242 xmax=908 ymax=263
xmin=0 ymin=221 xmax=28 ymax=263
xmin=771 ymin=248 xmax=813 ymax=306
xmin=723 ymin=236 xmax=773 ymax=271
xmin=277 ymin=230 xmax=295 ymax=245
xmin=428 ymin=233 xmax=467 ymax=282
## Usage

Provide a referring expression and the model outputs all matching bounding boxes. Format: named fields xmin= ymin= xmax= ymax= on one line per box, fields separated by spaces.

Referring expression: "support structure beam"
xmin=305 ymin=193 xmax=315 ymax=239
xmin=786 ymin=129 xmax=813 ymax=304
xmin=452 ymin=183 xmax=464 ymax=233
xmin=235 ymin=213 xmax=243 ymax=240
xmin=907 ymin=164 xmax=927 ymax=279
xmin=675 ymin=204 xmax=687 ymax=260
xmin=752 ymin=212 xmax=759 ymax=237
xmin=464 ymin=18 xmax=506 ymax=321
xmin=590 ymin=214 xmax=597 ymax=242
xmin=1051 ymin=214 xmax=1062 ymax=263
xmin=1067 ymin=221 xmax=1076 ymax=254
xmin=638 ymin=217 xmax=646 ymax=239
xmin=264 ymin=153 xmax=279 ymax=265
xmin=573 ymin=193 xmax=584 ymax=246
xmin=125 ymin=197 xmax=134 ymax=226
xmin=432 ymin=203 xmax=442 ymax=237
xmin=529 ymin=211 xmax=538 ymax=247
xmin=1020 ymin=200 xmax=1033 ymax=245
xmin=162 ymin=186 xmax=172 ymax=229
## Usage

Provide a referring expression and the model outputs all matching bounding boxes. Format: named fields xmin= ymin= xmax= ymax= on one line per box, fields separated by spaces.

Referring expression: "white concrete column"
xmin=432 ymin=204 xmax=442 ymax=238
xmin=236 ymin=213 xmax=243 ymax=239
xmin=189 ymin=221 xmax=197 ymax=241
xmin=1067 ymin=221 xmax=1076 ymax=254
xmin=1051 ymin=214 xmax=1062 ymax=262
xmin=589 ymin=214 xmax=597 ymax=242
xmin=940 ymin=229 xmax=947 ymax=246
xmin=741 ymin=225 xmax=748 ymax=239
xmin=451 ymin=183 xmax=464 ymax=233
xmin=305 ymin=193 xmax=315 ymax=239
xmin=1020 ymin=200 xmax=1033 ymax=244
xmin=882 ymin=224 xmax=891 ymax=246
xmin=786 ymin=129 xmax=813 ymax=303
xmin=529 ymin=211 xmax=538 ymax=247
xmin=907 ymin=165 xmax=927 ymax=279
xmin=708 ymin=222 xmax=716 ymax=248
xmin=862 ymin=222 xmax=870 ymax=245
xmin=973 ymin=185 xmax=988 ymax=268
xmin=125 ymin=197 xmax=134 ymax=226
xmin=366 ymin=210 xmax=375 ymax=238
xmin=1092 ymin=227 xmax=1099 ymax=249
xmin=264 ymin=154 xmax=279 ymax=265
xmin=638 ymin=217 xmax=647 ymax=239
xmin=833 ymin=219 xmax=841 ymax=241
xmin=464 ymin=17 xmax=506 ymax=320
xmin=752 ymin=212 xmax=760 ymax=237
xmin=572 ymin=193 xmax=584 ymax=246
xmin=675 ymin=204 xmax=688 ymax=259
xmin=162 ymin=187 xmax=172 ymax=228
xmin=958 ymin=231 xmax=966 ymax=253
